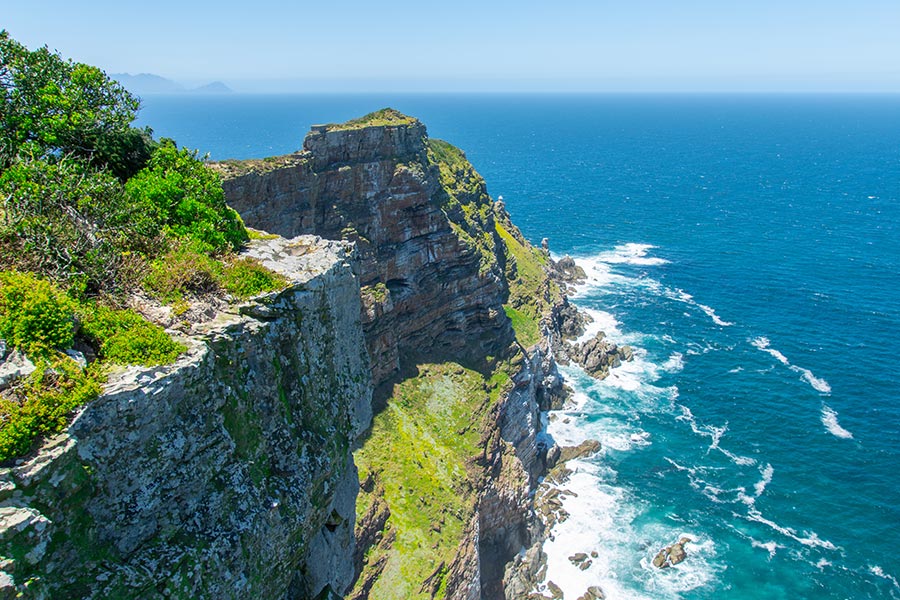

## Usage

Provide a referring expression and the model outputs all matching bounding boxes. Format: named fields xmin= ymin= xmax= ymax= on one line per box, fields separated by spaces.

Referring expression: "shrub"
xmin=141 ymin=243 xmax=221 ymax=303
xmin=125 ymin=141 xmax=248 ymax=254
xmin=143 ymin=244 xmax=286 ymax=303
xmin=0 ymin=271 xmax=74 ymax=356
xmin=79 ymin=303 xmax=184 ymax=366
xmin=0 ymin=355 xmax=102 ymax=461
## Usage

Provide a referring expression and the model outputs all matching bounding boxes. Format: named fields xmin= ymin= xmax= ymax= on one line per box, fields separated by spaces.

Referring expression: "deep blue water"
xmin=138 ymin=94 xmax=900 ymax=599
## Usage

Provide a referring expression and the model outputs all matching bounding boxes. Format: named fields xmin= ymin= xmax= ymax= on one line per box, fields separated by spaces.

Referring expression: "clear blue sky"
xmin=4 ymin=0 xmax=900 ymax=92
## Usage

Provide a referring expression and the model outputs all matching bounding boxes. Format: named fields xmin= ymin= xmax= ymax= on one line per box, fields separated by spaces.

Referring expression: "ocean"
xmin=137 ymin=93 xmax=900 ymax=599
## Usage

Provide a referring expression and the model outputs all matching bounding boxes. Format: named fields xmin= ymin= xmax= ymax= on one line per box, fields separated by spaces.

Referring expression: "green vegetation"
xmin=353 ymin=362 xmax=513 ymax=599
xmin=0 ymin=271 xmax=74 ymax=357
xmin=427 ymin=139 xmax=500 ymax=276
xmin=0 ymin=355 xmax=103 ymax=461
xmin=0 ymin=30 xmax=152 ymax=179
xmin=124 ymin=140 xmax=248 ymax=255
xmin=503 ymin=305 xmax=541 ymax=348
xmin=142 ymin=244 xmax=286 ymax=303
xmin=327 ymin=108 xmax=419 ymax=131
xmin=0 ymin=32 xmax=276 ymax=461
xmin=0 ymin=272 xmax=186 ymax=460
xmin=79 ymin=303 xmax=184 ymax=366
xmin=495 ymin=220 xmax=561 ymax=348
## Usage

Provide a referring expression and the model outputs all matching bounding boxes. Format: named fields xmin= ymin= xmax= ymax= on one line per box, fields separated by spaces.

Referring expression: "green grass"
xmin=326 ymin=108 xmax=419 ymax=131
xmin=495 ymin=220 xmax=563 ymax=346
xmin=503 ymin=305 xmax=541 ymax=348
xmin=352 ymin=362 xmax=513 ymax=599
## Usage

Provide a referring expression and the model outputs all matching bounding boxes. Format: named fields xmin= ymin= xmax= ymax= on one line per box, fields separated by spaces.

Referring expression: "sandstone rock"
xmin=577 ymin=586 xmax=605 ymax=600
xmin=566 ymin=332 xmax=634 ymax=380
xmin=551 ymin=255 xmax=587 ymax=284
xmin=568 ymin=552 xmax=589 ymax=565
xmin=0 ymin=237 xmax=373 ymax=599
xmin=221 ymin=116 xmax=514 ymax=388
xmin=547 ymin=579 xmax=564 ymax=599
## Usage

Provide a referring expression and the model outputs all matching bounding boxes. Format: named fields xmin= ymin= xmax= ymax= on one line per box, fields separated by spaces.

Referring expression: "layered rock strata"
xmin=219 ymin=115 xmax=514 ymax=388
xmin=0 ymin=237 xmax=372 ymax=599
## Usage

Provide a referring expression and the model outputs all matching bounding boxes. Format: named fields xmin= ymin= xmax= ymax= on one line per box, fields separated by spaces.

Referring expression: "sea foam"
xmin=821 ymin=404 xmax=854 ymax=439
xmin=751 ymin=337 xmax=832 ymax=394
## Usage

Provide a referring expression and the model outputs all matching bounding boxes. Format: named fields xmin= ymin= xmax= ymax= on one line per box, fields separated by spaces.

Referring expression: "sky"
xmin=4 ymin=0 xmax=900 ymax=93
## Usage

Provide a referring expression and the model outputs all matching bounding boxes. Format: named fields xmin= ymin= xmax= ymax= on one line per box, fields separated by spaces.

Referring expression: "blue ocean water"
xmin=137 ymin=94 xmax=900 ymax=599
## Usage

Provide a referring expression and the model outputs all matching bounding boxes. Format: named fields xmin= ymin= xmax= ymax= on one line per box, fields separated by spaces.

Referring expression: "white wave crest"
xmin=697 ymin=303 xmax=735 ymax=326
xmin=751 ymin=337 xmax=832 ymax=394
xmin=662 ymin=352 xmax=684 ymax=373
xmin=751 ymin=538 xmax=782 ymax=559
xmin=596 ymin=242 xmax=671 ymax=266
xmin=870 ymin=565 xmax=900 ymax=589
xmin=744 ymin=508 xmax=838 ymax=551
xmin=821 ymin=405 xmax=853 ymax=439
xmin=677 ymin=405 xmax=757 ymax=467
xmin=754 ymin=463 xmax=774 ymax=498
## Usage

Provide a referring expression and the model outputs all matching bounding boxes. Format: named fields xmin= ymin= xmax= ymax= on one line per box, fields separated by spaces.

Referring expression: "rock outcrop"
xmin=0 ymin=237 xmax=373 ymax=599
xmin=652 ymin=537 xmax=692 ymax=569
xmin=566 ymin=332 xmax=634 ymax=380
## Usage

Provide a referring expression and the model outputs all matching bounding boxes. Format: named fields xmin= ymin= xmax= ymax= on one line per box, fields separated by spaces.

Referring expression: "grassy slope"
xmin=353 ymin=363 xmax=511 ymax=598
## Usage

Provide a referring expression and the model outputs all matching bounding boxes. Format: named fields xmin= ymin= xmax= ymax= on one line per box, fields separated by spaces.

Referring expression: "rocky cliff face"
xmin=219 ymin=111 xmax=570 ymax=600
xmin=0 ymin=110 xmax=572 ymax=600
xmin=0 ymin=237 xmax=372 ymax=599
xmin=219 ymin=112 xmax=514 ymax=388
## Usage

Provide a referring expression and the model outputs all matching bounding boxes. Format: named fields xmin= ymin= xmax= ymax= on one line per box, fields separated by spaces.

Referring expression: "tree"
xmin=0 ymin=30 xmax=152 ymax=178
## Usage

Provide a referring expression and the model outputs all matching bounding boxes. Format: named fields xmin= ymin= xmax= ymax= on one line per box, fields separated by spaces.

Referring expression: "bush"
xmin=0 ymin=355 xmax=102 ymax=461
xmin=0 ymin=271 xmax=74 ymax=356
xmin=142 ymin=243 xmax=221 ymax=303
xmin=79 ymin=303 xmax=184 ymax=366
xmin=125 ymin=141 xmax=248 ymax=254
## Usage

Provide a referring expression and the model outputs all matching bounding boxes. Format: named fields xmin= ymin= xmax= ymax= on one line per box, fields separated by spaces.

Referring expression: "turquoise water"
xmin=138 ymin=94 xmax=900 ymax=599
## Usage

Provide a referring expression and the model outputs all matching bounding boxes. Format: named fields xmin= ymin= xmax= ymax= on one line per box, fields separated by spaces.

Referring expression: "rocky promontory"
xmin=0 ymin=109 xmax=627 ymax=599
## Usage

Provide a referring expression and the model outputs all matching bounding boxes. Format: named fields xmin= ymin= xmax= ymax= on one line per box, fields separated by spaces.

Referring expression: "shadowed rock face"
xmin=220 ymin=117 xmax=514 ymax=386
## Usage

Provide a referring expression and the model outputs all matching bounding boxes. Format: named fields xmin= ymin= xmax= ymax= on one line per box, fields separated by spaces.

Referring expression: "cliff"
xmin=0 ymin=109 xmax=574 ymax=599
xmin=0 ymin=237 xmax=372 ymax=599
xmin=218 ymin=109 xmax=515 ymax=388
xmin=220 ymin=110 xmax=570 ymax=599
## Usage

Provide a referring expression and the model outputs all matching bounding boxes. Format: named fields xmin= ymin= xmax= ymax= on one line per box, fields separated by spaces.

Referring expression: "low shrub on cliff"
xmin=0 ymin=272 xmax=186 ymax=460
xmin=0 ymin=271 xmax=75 ymax=357
xmin=0 ymin=355 xmax=103 ymax=461
xmin=79 ymin=303 xmax=184 ymax=366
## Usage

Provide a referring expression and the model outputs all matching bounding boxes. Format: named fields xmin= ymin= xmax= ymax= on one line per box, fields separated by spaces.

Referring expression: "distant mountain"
xmin=193 ymin=81 xmax=232 ymax=94
xmin=111 ymin=73 xmax=232 ymax=95
xmin=111 ymin=73 xmax=184 ymax=94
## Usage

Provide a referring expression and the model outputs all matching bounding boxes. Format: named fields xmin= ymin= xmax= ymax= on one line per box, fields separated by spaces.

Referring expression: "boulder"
xmin=0 ymin=350 xmax=36 ymax=391
xmin=652 ymin=537 xmax=693 ymax=569
xmin=577 ymin=586 xmax=605 ymax=600
xmin=558 ymin=439 xmax=601 ymax=463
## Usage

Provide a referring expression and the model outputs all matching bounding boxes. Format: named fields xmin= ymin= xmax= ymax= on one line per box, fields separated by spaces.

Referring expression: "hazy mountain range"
xmin=111 ymin=73 xmax=232 ymax=95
